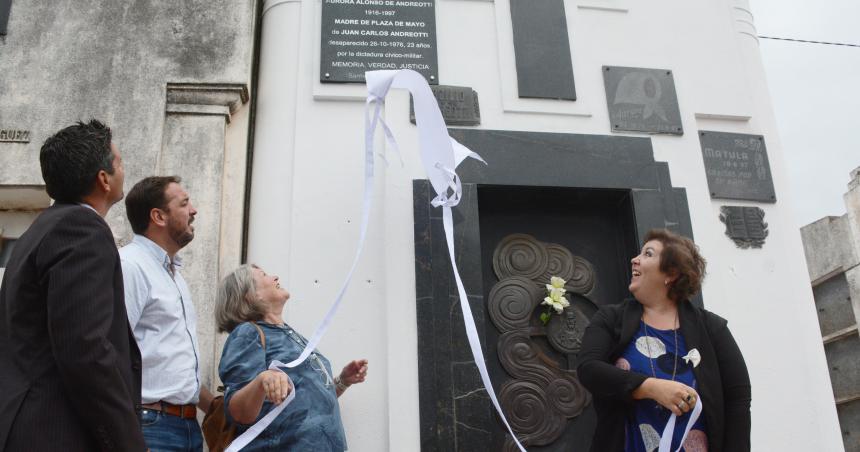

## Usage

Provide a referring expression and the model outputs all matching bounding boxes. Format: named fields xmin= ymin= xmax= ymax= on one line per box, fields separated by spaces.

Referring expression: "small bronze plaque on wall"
xmin=720 ymin=206 xmax=768 ymax=248
xmin=699 ymin=131 xmax=776 ymax=203
xmin=603 ymin=66 xmax=683 ymax=135
xmin=409 ymin=85 xmax=480 ymax=126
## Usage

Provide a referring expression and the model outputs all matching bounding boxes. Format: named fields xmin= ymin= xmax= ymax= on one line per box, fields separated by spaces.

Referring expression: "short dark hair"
xmin=644 ymin=229 xmax=707 ymax=302
xmin=125 ymin=176 xmax=181 ymax=234
xmin=39 ymin=120 xmax=114 ymax=203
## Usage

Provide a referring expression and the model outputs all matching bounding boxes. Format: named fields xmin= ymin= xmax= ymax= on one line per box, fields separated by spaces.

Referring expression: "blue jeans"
xmin=140 ymin=409 xmax=203 ymax=452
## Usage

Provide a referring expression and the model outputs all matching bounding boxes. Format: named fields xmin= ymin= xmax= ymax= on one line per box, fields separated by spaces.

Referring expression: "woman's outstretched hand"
xmin=339 ymin=359 xmax=369 ymax=386
xmin=258 ymin=369 xmax=293 ymax=405
xmin=633 ymin=377 xmax=699 ymax=416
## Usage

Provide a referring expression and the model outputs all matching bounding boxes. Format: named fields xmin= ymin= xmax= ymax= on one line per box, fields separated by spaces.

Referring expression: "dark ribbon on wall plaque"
xmin=602 ymin=66 xmax=684 ymax=135
xmin=488 ymin=233 xmax=595 ymax=449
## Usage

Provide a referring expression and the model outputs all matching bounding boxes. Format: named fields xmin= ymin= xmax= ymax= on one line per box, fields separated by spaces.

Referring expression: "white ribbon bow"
xmin=682 ymin=348 xmax=701 ymax=368
xmin=232 ymin=69 xmax=518 ymax=450
xmin=363 ymin=69 xmax=522 ymax=451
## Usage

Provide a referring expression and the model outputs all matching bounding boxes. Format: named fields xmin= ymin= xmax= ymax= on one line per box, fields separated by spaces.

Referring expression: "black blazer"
xmin=0 ymin=203 xmax=146 ymax=451
xmin=577 ymin=299 xmax=751 ymax=452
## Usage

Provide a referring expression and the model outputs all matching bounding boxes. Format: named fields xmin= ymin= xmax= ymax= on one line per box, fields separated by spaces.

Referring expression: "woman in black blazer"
xmin=577 ymin=229 xmax=751 ymax=452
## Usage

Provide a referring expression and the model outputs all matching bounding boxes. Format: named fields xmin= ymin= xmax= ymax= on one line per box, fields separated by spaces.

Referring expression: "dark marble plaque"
xmin=320 ymin=0 xmax=438 ymax=83
xmin=602 ymin=66 xmax=683 ymax=135
xmin=410 ymin=85 xmax=480 ymax=126
xmin=510 ymin=0 xmax=575 ymax=100
xmin=0 ymin=0 xmax=11 ymax=35
xmin=699 ymin=131 xmax=776 ymax=202
xmin=719 ymin=206 xmax=768 ymax=248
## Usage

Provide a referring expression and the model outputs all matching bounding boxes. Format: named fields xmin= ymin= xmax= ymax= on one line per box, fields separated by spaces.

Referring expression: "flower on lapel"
xmin=682 ymin=348 xmax=701 ymax=368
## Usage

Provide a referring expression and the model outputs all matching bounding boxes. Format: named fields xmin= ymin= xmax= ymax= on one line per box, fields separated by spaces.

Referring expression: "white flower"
xmin=540 ymin=275 xmax=570 ymax=323
xmin=546 ymin=276 xmax=567 ymax=292
xmin=682 ymin=348 xmax=701 ymax=368
xmin=541 ymin=290 xmax=569 ymax=314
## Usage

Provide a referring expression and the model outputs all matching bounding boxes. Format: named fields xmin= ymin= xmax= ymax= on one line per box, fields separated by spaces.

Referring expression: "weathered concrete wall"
xmin=814 ymin=274 xmax=854 ymax=336
xmin=803 ymin=216 xmax=857 ymax=283
xmin=803 ymin=168 xmax=860 ymax=326
xmin=802 ymin=167 xmax=860 ymax=452
xmin=0 ymin=0 xmax=257 ymax=395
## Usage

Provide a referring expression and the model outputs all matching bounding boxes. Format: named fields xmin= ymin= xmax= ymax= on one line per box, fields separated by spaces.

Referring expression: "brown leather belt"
xmin=141 ymin=401 xmax=197 ymax=419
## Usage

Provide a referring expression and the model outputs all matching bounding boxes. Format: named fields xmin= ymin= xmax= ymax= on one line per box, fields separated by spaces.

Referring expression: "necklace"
xmin=641 ymin=313 xmax=679 ymax=381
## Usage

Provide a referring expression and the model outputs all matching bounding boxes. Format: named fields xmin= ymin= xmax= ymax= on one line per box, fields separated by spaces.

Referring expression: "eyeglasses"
xmin=310 ymin=353 xmax=334 ymax=388
xmin=286 ymin=328 xmax=333 ymax=388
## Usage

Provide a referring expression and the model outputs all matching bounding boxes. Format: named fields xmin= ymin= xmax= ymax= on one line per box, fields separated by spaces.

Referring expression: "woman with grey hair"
xmin=215 ymin=264 xmax=368 ymax=451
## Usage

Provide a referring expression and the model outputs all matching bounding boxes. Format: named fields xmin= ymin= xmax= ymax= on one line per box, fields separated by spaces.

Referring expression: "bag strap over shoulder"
xmin=216 ymin=322 xmax=268 ymax=394
xmin=251 ymin=322 xmax=266 ymax=350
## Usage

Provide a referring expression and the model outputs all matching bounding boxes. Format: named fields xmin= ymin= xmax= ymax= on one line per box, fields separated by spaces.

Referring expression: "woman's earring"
xmin=664 ymin=280 xmax=669 ymax=286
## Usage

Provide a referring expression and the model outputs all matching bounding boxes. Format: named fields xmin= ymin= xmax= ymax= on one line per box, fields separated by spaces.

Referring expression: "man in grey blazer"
xmin=0 ymin=120 xmax=146 ymax=451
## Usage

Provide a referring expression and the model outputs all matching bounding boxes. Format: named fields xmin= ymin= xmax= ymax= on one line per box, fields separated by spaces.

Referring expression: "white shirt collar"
xmin=77 ymin=202 xmax=99 ymax=215
xmin=131 ymin=234 xmax=183 ymax=270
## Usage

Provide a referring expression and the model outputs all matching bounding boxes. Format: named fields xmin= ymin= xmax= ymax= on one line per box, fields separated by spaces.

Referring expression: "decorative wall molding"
xmin=165 ymin=83 xmax=249 ymax=123
xmin=732 ymin=0 xmax=758 ymax=43
xmin=0 ymin=185 xmax=49 ymax=210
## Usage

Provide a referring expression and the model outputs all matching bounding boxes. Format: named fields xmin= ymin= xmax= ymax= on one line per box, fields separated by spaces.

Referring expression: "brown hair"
xmin=215 ymin=264 xmax=268 ymax=333
xmin=644 ymin=229 xmax=706 ymax=302
xmin=125 ymin=176 xmax=181 ymax=234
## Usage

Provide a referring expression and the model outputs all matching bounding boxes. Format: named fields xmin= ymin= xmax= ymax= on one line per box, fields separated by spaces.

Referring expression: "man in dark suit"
xmin=0 ymin=120 xmax=146 ymax=451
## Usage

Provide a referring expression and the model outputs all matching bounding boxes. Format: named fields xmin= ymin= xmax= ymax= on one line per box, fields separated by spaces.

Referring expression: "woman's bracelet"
xmin=335 ymin=376 xmax=350 ymax=392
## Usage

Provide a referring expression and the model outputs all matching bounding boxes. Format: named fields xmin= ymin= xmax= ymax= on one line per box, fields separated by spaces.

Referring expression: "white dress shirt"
xmin=120 ymin=234 xmax=201 ymax=405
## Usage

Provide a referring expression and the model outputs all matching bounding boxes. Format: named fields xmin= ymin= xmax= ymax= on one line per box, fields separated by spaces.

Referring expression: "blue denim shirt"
xmin=219 ymin=322 xmax=347 ymax=451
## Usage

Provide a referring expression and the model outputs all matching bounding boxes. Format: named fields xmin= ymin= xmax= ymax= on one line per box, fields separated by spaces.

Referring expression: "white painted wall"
xmin=248 ymin=0 xmax=844 ymax=449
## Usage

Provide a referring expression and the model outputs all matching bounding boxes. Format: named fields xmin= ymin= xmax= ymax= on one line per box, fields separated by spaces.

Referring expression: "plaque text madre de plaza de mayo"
xmin=321 ymin=0 xmax=438 ymax=83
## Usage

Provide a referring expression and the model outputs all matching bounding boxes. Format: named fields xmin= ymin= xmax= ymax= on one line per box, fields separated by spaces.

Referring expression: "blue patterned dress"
xmin=615 ymin=321 xmax=708 ymax=452
xmin=219 ymin=322 xmax=348 ymax=451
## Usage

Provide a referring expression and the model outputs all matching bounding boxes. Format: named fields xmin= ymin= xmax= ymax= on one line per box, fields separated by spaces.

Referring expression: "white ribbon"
xmin=364 ymin=69 xmax=525 ymax=452
xmin=225 ymin=361 xmax=296 ymax=452
xmin=658 ymin=397 xmax=702 ymax=452
xmin=233 ymin=69 xmax=520 ymax=450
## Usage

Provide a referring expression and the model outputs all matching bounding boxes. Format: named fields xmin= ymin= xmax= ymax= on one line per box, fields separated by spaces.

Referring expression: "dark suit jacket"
xmin=0 ymin=203 xmax=146 ymax=451
xmin=577 ymin=299 xmax=751 ymax=452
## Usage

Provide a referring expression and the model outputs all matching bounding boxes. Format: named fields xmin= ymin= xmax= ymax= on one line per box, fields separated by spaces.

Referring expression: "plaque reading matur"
xmin=320 ymin=0 xmax=438 ymax=83
xmin=699 ymin=131 xmax=776 ymax=203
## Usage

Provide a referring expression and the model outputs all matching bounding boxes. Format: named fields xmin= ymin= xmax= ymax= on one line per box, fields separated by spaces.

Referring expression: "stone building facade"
xmin=0 ymin=0 xmax=847 ymax=450
xmin=0 ymin=0 xmax=258 ymax=417
xmin=802 ymin=167 xmax=860 ymax=452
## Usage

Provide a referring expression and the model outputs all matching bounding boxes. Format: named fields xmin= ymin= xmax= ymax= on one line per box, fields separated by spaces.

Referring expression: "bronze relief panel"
xmin=488 ymin=233 xmax=598 ymax=450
